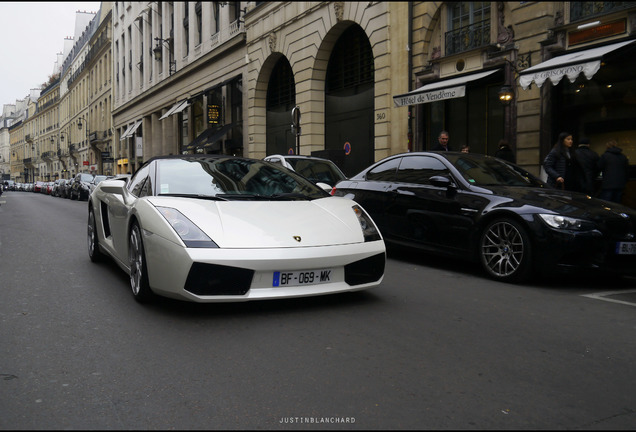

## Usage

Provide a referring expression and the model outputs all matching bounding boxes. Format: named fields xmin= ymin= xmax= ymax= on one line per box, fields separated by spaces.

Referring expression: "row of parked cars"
xmin=4 ymin=173 xmax=114 ymax=200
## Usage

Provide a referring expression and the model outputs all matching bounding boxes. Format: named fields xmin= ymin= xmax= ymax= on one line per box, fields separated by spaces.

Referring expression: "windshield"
xmin=287 ymin=158 xmax=346 ymax=185
xmin=78 ymin=174 xmax=94 ymax=182
xmin=156 ymin=157 xmax=329 ymax=200
xmin=444 ymin=154 xmax=545 ymax=187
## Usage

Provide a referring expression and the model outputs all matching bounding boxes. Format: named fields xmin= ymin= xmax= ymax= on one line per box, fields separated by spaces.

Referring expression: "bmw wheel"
xmin=479 ymin=218 xmax=532 ymax=283
xmin=87 ymin=207 xmax=104 ymax=262
xmin=129 ymin=222 xmax=153 ymax=302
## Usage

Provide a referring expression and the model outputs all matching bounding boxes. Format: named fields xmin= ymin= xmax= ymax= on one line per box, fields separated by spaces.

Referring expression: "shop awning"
xmin=119 ymin=119 xmax=142 ymax=140
xmin=393 ymin=69 xmax=500 ymax=107
xmin=159 ymin=99 xmax=190 ymax=120
xmin=518 ymin=39 xmax=636 ymax=90
xmin=185 ymin=124 xmax=233 ymax=151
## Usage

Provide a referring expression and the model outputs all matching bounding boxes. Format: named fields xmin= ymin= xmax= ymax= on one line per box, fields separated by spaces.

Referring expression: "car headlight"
xmin=157 ymin=207 xmax=219 ymax=248
xmin=352 ymin=205 xmax=382 ymax=242
xmin=538 ymin=214 xmax=594 ymax=231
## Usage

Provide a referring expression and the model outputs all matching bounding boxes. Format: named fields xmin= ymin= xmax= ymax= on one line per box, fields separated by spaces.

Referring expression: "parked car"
xmin=63 ymin=178 xmax=74 ymax=198
xmin=3 ymin=180 xmax=15 ymax=191
xmin=70 ymin=173 xmax=94 ymax=200
xmin=51 ymin=180 xmax=60 ymax=196
xmin=45 ymin=182 xmax=55 ymax=195
xmin=54 ymin=179 xmax=66 ymax=197
xmin=332 ymin=151 xmax=636 ymax=283
xmin=88 ymin=154 xmax=385 ymax=303
xmin=88 ymin=175 xmax=114 ymax=196
xmin=33 ymin=181 xmax=45 ymax=193
xmin=263 ymin=154 xmax=347 ymax=188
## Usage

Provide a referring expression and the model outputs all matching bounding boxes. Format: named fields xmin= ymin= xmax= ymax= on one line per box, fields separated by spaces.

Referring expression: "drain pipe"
xmin=407 ymin=1 xmax=413 ymax=151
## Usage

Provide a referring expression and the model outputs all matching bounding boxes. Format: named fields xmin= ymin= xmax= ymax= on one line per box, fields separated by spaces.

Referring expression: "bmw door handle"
xmin=395 ymin=188 xmax=416 ymax=196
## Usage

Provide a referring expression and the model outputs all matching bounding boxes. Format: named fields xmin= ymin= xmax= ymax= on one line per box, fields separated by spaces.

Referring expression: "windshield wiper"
xmin=269 ymin=193 xmax=311 ymax=200
xmin=158 ymin=193 xmax=228 ymax=201
xmin=215 ymin=193 xmax=270 ymax=200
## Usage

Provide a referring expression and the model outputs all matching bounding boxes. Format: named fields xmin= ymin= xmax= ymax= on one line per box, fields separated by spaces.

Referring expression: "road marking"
xmin=582 ymin=289 xmax=636 ymax=308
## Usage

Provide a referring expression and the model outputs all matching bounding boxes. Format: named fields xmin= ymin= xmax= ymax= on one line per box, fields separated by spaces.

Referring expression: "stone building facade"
xmin=7 ymin=2 xmax=636 ymax=207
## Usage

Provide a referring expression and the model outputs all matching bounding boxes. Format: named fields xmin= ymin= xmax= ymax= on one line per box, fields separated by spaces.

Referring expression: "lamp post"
xmin=153 ymin=37 xmax=176 ymax=75
xmin=77 ymin=116 xmax=90 ymax=173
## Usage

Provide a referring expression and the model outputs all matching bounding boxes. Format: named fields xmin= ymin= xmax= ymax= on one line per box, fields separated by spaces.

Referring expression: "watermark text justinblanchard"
xmin=279 ymin=417 xmax=355 ymax=424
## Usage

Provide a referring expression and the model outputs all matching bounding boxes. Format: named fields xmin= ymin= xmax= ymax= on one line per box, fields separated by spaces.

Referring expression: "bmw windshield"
xmin=443 ymin=154 xmax=546 ymax=188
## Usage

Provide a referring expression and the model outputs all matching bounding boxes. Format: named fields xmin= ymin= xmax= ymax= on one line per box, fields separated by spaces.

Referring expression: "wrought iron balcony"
xmin=42 ymin=151 xmax=55 ymax=161
xmin=570 ymin=2 xmax=634 ymax=22
xmin=445 ymin=19 xmax=491 ymax=56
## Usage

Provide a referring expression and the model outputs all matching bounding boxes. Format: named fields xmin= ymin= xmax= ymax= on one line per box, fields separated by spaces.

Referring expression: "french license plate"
xmin=273 ymin=269 xmax=332 ymax=287
xmin=616 ymin=242 xmax=636 ymax=255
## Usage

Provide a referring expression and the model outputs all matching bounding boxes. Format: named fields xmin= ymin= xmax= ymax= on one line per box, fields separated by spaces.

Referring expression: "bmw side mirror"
xmin=429 ymin=175 xmax=452 ymax=188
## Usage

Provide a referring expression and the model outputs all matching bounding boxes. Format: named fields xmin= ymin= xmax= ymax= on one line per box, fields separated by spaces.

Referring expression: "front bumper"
xmin=143 ymin=233 xmax=386 ymax=302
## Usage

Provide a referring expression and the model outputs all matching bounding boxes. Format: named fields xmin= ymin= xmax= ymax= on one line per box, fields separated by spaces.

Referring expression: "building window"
xmin=195 ymin=1 xmax=202 ymax=45
xmin=183 ymin=2 xmax=190 ymax=55
xmin=212 ymin=2 xmax=220 ymax=34
xmin=445 ymin=2 xmax=490 ymax=56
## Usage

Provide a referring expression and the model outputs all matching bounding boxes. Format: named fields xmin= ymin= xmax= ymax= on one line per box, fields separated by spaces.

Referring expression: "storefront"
xmin=394 ymin=68 xmax=506 ymax=156
xmin=519 ymin=38 xmax=636 ymax=206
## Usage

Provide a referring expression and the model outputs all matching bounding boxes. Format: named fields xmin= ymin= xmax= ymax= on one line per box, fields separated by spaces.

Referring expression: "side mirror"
xmin=99 ymin=179 xmax=126 ymax=195
xmin=429 ymin=175 xmax=452 ymax=188
xmin=316 ymin=182 xmax=332 ymax=192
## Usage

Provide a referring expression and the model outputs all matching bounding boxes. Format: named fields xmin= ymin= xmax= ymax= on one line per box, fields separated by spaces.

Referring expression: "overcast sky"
xmin=0 ymin=2 xmax=101 ymax=108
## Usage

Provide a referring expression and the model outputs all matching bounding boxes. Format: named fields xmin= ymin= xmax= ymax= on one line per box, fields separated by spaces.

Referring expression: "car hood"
xmin=146 ymin=196 xmax=364 ymax=248
xmin=481 ymin=185 xmax=636 ymax=220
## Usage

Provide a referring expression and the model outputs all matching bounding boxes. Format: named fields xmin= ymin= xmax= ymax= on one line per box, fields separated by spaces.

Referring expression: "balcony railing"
xmin=210 ymin=19 xmax=245 ymax=50
xmin=570 ymin=2 xmax=634 ymax=22
xmin=445 ymin=19 xmax=491 ymax=56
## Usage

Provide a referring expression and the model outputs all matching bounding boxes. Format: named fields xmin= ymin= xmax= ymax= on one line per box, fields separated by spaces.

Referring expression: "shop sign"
xmin=83 ymin=161 xmax=89 ymax=166
xmin=569 ymin=20 xmax=626 ymax=46
xmin=208 ymin=104 xmax=221 ymax=125
xmin=393 ymin=86 xmax=465 ymax=107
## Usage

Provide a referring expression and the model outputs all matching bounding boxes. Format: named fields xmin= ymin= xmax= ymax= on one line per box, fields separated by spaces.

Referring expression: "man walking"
xmin=574 ymin=137 xmax=599 ymax=195
xmin=598 ymin=140 xmax=629 ymax=203
xmin=432 ymin=131 xmax=451 ymax=151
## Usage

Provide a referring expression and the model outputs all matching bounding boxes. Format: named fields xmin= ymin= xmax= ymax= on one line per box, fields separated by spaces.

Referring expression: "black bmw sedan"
xmin=332 ymin=151 xmax=636 ymax=283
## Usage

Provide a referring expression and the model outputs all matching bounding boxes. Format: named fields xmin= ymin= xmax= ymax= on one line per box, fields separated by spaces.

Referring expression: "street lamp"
xmin=153 ymin=37 xmax=176 ymax=75
xmin=498 ymin=85 xmax=514 ymax=105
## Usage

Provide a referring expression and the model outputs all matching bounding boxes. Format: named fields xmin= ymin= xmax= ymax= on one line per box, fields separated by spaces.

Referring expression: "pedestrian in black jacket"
xmin=432 ymin=131 xmax=451 ymax=151
xmin=494 ymin=139 xmax=515 ymax=163
xmin=574 ymin=137 xmax=600 ymax=195
xmin=598 ymin=140 xmax=629 ymax=203
xmin=543 ymin=132 xmax=581 ymax=191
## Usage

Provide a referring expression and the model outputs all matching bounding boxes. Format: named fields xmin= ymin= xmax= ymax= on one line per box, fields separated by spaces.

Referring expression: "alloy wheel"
xmin=480 ymin=219 xmax=527 ymax=280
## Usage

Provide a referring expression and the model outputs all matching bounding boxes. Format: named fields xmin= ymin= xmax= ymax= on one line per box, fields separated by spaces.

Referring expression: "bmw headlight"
xmin=157 ymin=207 xmax=219 ymax=248
xmin=352 ymin=205 xmax=382 ymax=242
xmin=538 ymin=214 xmax=594 ymax=231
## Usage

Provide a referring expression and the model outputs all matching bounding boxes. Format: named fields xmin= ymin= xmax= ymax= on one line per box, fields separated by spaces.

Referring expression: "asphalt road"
xmin=1 ymin=191 xmax=636 ymax=430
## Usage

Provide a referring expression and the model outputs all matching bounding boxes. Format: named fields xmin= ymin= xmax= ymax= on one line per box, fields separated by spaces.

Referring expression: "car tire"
xmin=87 ymin=207 xmax=104 ymax=262
xmin=129 ymin=222 xmax=154 ymax=303
xmin=479 ymin=218 xmax=532 ymax=283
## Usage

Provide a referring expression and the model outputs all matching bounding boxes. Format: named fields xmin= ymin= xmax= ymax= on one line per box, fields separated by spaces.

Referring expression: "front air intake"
xmin=184 ymin=263 xmax=254 ymax=296
xmin=344 ymin=253 xmax=385 ymax=286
